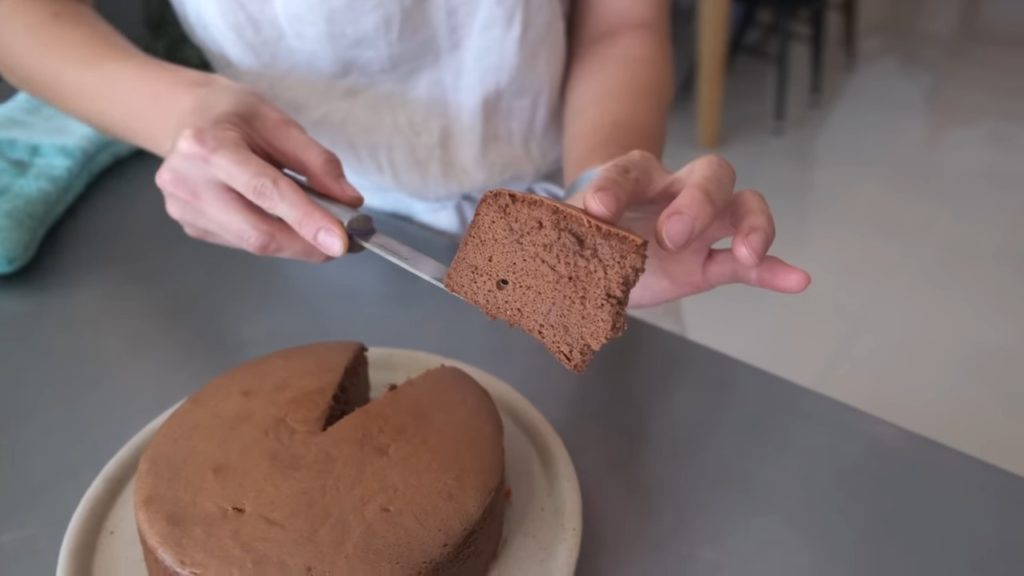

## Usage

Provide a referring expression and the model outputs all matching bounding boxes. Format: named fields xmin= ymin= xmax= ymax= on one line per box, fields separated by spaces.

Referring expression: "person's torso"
xmin=169 ymin=0 xmax=568 ymax=228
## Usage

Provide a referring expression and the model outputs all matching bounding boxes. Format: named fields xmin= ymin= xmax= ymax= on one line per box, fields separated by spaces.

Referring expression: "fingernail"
xmin=746 ymin=230 xmax=769 ymax=261
xmin=661 ymin=213 xmax=694 ymax=251
xmin=345 ymin=184 xmax=364 ymax=206
xmin=315 ymin=227 xmax=344 ymax=257
xmin=590 ymin=190 xmax=618 ymax=217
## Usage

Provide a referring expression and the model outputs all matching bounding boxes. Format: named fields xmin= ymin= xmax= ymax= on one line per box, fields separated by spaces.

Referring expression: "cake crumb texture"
xmin=444 ymin=189 xmax=647 ymax=372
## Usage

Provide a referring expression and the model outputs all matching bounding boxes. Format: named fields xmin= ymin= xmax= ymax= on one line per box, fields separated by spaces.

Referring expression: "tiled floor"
xmin=639 ymin=0 xmax=1024 ymax=476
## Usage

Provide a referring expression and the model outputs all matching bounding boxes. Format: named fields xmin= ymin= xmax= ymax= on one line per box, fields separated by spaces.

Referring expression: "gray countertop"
xmin=2 ymin=153 xmax=1024 ymax=575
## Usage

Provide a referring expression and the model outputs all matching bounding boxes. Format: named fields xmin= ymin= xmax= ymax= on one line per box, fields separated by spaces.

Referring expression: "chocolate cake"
xmin=444 ymin=189 xmax=647 ymax=372
xmin=134 ymin=342 xmax=505 ymax=575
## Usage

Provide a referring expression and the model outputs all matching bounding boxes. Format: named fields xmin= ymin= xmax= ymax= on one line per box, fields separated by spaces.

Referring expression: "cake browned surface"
xmin=444 ymin=189 xmax=647 ymax=372
xmin=134 ymin=342 xmax=505 ymax=576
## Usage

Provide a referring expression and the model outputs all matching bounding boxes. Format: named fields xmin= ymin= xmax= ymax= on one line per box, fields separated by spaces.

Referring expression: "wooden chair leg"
xmin=730 ymin=1 xmax=761 ymax=65
xmin=696 ymin=0 xmax=731 ymax=147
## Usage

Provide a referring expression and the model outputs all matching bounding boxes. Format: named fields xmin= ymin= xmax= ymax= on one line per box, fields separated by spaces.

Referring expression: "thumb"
xmin=576 ymin=150 xmax=669 ymax=223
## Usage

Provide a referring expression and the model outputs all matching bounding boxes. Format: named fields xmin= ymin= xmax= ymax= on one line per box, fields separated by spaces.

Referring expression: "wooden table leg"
xmin=696 ymin=0 xmax=732 ymax=148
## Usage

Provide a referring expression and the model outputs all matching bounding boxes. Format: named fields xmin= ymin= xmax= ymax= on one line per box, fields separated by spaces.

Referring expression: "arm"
xmin=0 ymin=0 xmax=210 ymax=155
xmin=0 ymin=0 xmax=361 ymax=260
xmin=562 ymin=0 xmax=674 ymax=184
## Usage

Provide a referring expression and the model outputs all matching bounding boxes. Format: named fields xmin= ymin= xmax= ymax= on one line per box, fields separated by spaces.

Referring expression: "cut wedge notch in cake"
xmin=444 ymin=189 xmax=647 ymax=373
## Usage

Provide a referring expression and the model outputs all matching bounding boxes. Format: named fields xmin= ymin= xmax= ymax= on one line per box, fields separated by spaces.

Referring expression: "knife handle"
xmin=308 ymin=194 xmax=366 ymax=229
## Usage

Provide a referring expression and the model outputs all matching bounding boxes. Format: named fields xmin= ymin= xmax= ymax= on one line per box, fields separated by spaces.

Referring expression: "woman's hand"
xmin=568 ymin=151 xmax=811 ymax=308
xmin=155 ymin=77 xmax=363 ymax=261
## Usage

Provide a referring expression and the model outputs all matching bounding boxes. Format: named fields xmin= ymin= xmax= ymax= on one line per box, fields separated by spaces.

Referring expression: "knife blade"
xmin=284 ymin=172 xmax=451 ymax=293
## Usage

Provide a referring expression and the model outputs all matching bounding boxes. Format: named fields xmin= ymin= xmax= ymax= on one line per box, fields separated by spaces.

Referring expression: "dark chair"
xmin=730 ymin=0 xmax=858 ymax=132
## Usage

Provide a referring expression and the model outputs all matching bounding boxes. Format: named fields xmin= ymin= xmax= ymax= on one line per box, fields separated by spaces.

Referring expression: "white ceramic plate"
xmin=57 ymin=348 xmax=581 ymax=575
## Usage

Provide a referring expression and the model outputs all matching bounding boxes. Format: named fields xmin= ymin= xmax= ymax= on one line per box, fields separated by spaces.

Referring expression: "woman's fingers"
xmin=577 ymin=153 xmax=738 ymax=254
xmin=579 ymin=150 xmax=668 ymax=222
xmin=655 ymin=154 xmax=736 ymax=252
xmin=180 ymin=224 xmax=225 ymax=246
xmin=161 ymin=164 xmax=332 ymax=261
xmin=702 ymin=249 xmax=811 ymax=293
xmin=159 ymin=130 xmax=349 ymax=259
xmin=254 ymin=113 xmax=364 ymax=206
xmin=154 ymin=80 xmax=361 ymax=263
xmin=569 ymin=149 xmax=809 ymax=302
xmin=205 ymin=132 xmax=350 ymax=257
xmin=729 ymin=189 xmax=775 ymax=266
xmin=189 ymin=184 xmax=330 ymax=261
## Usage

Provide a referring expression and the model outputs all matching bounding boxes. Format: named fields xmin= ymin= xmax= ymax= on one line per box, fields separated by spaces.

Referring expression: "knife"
xmin=284 ymin=171 xmax=451 ymax=292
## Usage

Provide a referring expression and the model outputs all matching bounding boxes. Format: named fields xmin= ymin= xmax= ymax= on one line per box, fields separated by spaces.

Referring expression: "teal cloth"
xmin=0 ymin=93 xmax=135 ymax=275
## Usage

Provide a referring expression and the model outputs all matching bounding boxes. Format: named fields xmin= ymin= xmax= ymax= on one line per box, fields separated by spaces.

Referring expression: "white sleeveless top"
xmin=169 ymin=0 xmax=569 ymax=232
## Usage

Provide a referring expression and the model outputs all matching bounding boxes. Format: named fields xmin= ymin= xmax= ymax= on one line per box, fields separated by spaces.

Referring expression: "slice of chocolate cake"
xmin=444 ymin=189 xmax=647 ymax=372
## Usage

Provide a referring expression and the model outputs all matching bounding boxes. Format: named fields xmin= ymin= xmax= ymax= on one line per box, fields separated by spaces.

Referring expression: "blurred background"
xmin=638 ymin=0 xmax=1024 ymax=478
xmin=1 ymin=0 xmax=1021 ymax=478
